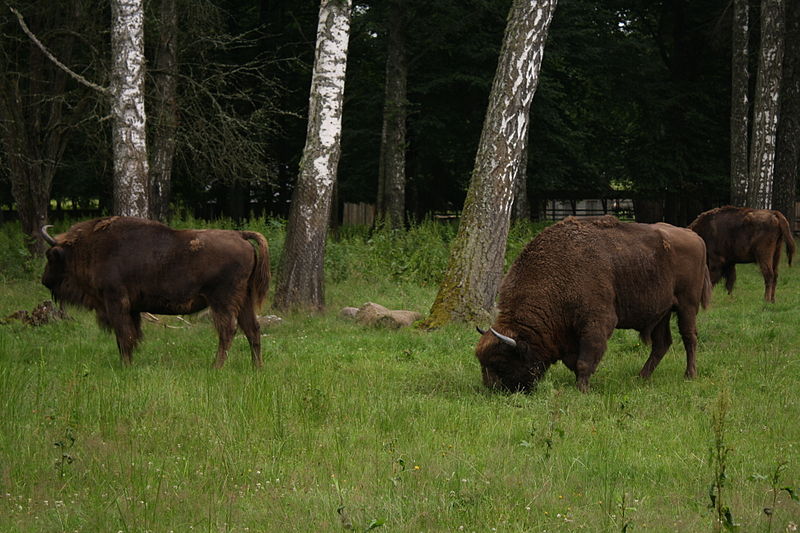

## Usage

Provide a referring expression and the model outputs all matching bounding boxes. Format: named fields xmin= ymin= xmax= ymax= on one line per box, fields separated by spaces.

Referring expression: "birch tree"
xmin=424 ymin=0 xmax=557 ymax=328
xmin=746 ymin=0 xmax=785 ymax=210
xmin=110 ymin=0 xmax=149 ymax=217
xmin=729 ymin=0 xmax=749 ymax=206
xmin=274 ymin=0 xmax=352 ymax=311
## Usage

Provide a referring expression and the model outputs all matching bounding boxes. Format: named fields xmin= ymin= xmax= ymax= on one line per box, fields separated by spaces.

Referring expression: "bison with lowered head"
xmin=689 ymin=206 xmax=795 ymax=302
xmin=475 ymin=216 xmax=711 ymax=393
xmin=41 ymin=216 xmax=270 ymax=368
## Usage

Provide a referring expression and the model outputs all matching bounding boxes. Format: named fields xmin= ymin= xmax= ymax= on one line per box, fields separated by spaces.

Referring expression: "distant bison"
xmin=41 ymin=217 xmax=270 ymax=367
xmin=475 ymin=216 xmax=711 ymax=393
xmin=689 ymin=206 xmax=795 ymax=302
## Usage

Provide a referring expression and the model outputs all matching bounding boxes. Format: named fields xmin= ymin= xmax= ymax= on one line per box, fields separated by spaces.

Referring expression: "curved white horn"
xmin=490 ymin=327 xmax=517 ymax=347
xmin=41 ymin=225 xmax=57 ymax=246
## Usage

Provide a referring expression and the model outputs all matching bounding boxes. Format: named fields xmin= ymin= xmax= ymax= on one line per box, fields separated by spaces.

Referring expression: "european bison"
xmin=41 ymin=216 xmax=270 ymax=368
xmin=475 ymin=216 xmax=711 ymax=393
xmin=689 ymin=206 xmax=795 ymax=302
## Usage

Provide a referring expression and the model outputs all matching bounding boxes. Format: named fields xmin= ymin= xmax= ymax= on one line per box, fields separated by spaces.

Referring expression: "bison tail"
xmin=777 ymin=212 xmax=796 ymax=266
xmin=701 ymin=265 xmax=712 ymax=310
xmin=241 ymin=231 xmax=271 ymax=312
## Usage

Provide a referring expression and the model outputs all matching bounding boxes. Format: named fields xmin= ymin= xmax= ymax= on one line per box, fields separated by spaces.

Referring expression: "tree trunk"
xmin=746 ymin=0 xmax=784 ymax=209
xmin=730 ymin=0 xmax=750 ymax=206
xmin=149 ymin=0 xmax=178 ymax=222
xmin=377 ymin=0 xmax=408 ymax=229
xmin=273 ymin=0 xmax=352 ymax=311
xmin=110 ymin=0 xmax=149 ymax=217
xmin=424 ymin=0 xmax=557 ymax=328
xmin=512 ymin=134 xmax=531 ymax=221
xmin=773 ymin=0 xmax=800 ymax=228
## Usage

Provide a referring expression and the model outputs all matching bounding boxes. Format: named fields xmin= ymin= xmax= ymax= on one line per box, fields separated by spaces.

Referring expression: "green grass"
xmin=1 ymin=222 xmax=799 ymax=532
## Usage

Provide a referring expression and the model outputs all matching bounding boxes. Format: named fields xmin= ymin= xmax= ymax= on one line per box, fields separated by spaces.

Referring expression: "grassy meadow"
xmin=0 ymin=218 xmax=799 ymax=532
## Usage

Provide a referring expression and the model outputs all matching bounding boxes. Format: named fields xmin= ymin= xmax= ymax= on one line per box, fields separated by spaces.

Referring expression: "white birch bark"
xmin=426 ymin=0 xmax=557 ymax=327
xmin=274 ymin=0 xmax=352 ymax=310
xmin=110 ymin=0 xmax=149 ymax=217
xmin=747 ymin=0 xmax=784 ymax=209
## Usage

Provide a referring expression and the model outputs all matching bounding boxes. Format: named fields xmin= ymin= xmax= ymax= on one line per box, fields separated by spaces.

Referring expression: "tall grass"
xmin=0 ymin=218 xmax=798 ymax=531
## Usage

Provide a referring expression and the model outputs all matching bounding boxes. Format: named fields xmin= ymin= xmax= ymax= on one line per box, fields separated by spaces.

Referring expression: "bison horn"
xmin=476 ymin=326 xmax=487 ymax=335
xmin=490 ymin=327 xmax=517 ymax=348
xmin=41 ymin=225 xmax=57 ymax=246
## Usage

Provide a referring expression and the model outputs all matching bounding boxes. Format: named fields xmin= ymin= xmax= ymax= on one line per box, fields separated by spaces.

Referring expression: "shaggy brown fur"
xmin=42 ymin=217 xmax=270 ymax=368
xmin=689 ymin=206 xmax=795 ymax=302
xmin=475 ymin=216 xmax=711 ymax=393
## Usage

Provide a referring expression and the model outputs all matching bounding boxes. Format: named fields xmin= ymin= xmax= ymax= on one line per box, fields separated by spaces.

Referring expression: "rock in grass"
xmin=344 ymin=302 xmax=422 ymax=329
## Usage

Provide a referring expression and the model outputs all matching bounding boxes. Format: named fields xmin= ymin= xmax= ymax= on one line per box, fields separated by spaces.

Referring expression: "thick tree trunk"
xmin=149 ymin=0 xmax=178 ymax=222
xmin=746 ymin=0 xmax=784 ymax=209
xmin=110 ymin=0 xmax=149 ymax=217
xmin=730 ymin=0 xmax=750 ymax=206
xmin=274 ymin=0 xmax=352 ymax=311
xmin=424 ymin=0 xmax=557 ymax=328
xmin=377 ymin=0 xmax=408 ymax=229
xmin=773 ymin=0 xmax=800 ymax=228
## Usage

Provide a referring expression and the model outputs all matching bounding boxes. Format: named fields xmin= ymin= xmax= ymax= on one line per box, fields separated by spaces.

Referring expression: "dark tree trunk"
xmin=773 ymin=0 xmax=800 ymax=228
xmin=730 ymin=0 xmax=750 ymax=206
xmin=149 ymin=0 xmax=179 ymax=222
xmin=377 ymin=0 xmax=408 ymax=229
xmin=746 ymin=0 xmax=785 ymax=209
xmin=424 ymin=0 xmax=557 ymax=328
xmin=274 ymin=0 xmax=352 ymax=311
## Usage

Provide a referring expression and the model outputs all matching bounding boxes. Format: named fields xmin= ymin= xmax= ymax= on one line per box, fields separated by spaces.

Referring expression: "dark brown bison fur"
xmin=475 ymin=216 xmax=711 ymax=393
xmin=689 ymin=206 xmax=795 ymax=302
xmin=42 ymin=216 xmax=270 ymax=367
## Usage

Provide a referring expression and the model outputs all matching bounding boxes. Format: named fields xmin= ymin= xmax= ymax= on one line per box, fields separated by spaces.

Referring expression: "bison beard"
xmin=41 ymin=217 xmax=270 ymax=368
xmin=689 ymin=206 xmax=795 ymax=303
xmin=475 ymin=216 xmax=712 ymax=393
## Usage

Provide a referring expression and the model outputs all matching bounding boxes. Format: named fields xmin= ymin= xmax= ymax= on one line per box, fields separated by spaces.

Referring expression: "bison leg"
xmin=102 ymin=294 xmax=142 ymax=366
xmin=211 ymin=309 xmax=237 ymax=369
xmin=757 ymin=256 xmax=777 ymax=303
xmin=722 ymin=263 xmax=737 ymax=295
xmin=237 ymin=305 xmax=263 ymax=369
xmin=575 ymin=332 xmax=609 ymax=393
xmin=676 ymin=308 xmax=699 ymax=379
xmin=639 ymin=313 xmax=672 ymax=379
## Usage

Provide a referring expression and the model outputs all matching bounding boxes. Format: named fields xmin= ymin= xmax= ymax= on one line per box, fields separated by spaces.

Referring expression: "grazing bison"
xmin=475 ymin=216 xmax=711 ymax=393
xmin=41 ymin=216 xmax=270 ymax=368
xmin=689 ymin=206 xmax=795 ymax=302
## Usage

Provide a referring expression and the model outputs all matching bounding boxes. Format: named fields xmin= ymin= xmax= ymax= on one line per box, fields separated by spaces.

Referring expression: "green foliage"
xmin=0 ymin=221 xmax=42 ymax=281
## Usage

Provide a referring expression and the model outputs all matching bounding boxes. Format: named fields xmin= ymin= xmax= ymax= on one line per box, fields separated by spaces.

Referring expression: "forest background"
xmin=0 ymin=0 xmax=745 ymax=228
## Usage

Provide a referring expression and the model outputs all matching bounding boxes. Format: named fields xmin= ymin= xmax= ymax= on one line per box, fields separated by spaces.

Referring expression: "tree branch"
xmin=9 ymin=5 xmax=110 ymax=96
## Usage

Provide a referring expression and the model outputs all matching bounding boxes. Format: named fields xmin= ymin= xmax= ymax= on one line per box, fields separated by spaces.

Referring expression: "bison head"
xmin=475 ymin=327 xmax=547 ymax=392
xmin=40 ymin=226 xmax=68 ymax=300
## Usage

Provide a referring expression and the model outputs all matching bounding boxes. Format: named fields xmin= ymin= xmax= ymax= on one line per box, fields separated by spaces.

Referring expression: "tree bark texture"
xmin=274 ymin=0 xmax=352 ymax=311
xmin=773 ymin=0 xmax=800 ymax=228
xmin=512 ymin=134 xmax=531 ymax=220
xmin=377 ymin=0 xmax=408 ymax=229
xmin=730 ymin=0 xmax=750 ymax=206
xmin=0 ymin=4 xmax=82 ymax=254
xmin=111 ymin=0 xmax=149 ymax=217
xmin=746 ymin=0 xmax=784 ymax=210
xmin=425 ymin=0 xmax=557 ymax=328
xmin=149 ymin=0 xmax=179 ymax=222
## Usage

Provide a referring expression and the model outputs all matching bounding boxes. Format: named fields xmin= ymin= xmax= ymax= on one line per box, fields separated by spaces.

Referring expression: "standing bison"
xmin=689 ymin=206 xmax=795 ymax=302
xmin=41 ymin=216 xmax=270 ymax=368
xmin=475 ymin=216 xmax=711 ymax=393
